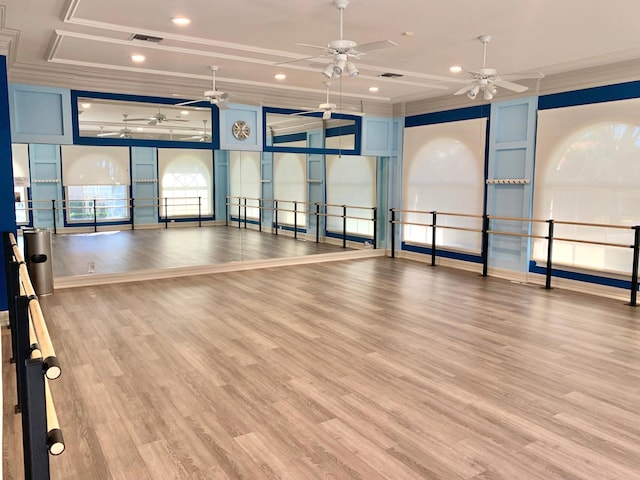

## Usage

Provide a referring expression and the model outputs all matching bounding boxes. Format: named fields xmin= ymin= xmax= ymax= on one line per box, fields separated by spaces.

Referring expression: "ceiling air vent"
xmin=130 ymin=34 xmax=163 ymax=43
xmin=379 ymin=72 xmax=404 ymax=78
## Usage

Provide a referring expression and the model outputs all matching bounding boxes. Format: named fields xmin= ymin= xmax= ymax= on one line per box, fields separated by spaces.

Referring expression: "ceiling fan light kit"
xmin=455 ymin=35 xmax=539 ymax=102
xmin=289 ymin=0 xmax=395 ymax=81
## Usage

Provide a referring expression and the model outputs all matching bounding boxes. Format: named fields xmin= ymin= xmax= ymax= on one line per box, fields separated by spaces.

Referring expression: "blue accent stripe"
xmin=274 ymin=132 xmax=306 ymax=144
xmin=326 ymin=230 xmax=373 ymax=244
xmin=405 ymin=104 xmax=490 ymax=128
xmin=538 ymin=80 xmax=640 ymax=110
xmin=401 ymin=242 xmax=484 ymax=263
xmin=528 ymin=261 xmax=634 ymax=290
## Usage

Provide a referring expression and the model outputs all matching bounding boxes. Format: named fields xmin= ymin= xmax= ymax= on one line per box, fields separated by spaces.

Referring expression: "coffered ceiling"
xmin=2 ymin=0 xmax=640 ymax=117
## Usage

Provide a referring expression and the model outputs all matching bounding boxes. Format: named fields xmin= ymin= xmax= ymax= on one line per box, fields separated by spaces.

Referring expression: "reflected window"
xmin=158 ymin=149 xmax=213 ymax=218
xmin=66 ymin=185 xmax=129 ymax=222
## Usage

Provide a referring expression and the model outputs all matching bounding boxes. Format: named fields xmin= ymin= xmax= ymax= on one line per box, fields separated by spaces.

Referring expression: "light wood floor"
xmin=3 ymin=257 xmax=640 ymax=479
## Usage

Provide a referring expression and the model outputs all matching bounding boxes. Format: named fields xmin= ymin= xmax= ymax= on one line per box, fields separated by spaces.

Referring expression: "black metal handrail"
xmin=389 ymin=208 xmax=640 ymax=306
xmin=226 ymin=195 xmax=377 ymax=249
xmin=3 ymin=232 xmax=65 ymax=479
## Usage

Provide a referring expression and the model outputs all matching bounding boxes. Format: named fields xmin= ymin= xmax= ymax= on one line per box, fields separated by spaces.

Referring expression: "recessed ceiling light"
xmin=136 ymin=127 xmax=144 ymax=132
xmin=131 ymin=54 xmax=146 ymax=63
xmin=180 ymin=110 xmax=190 ymax=115
xmin=171 ymin=17 xmax=191 ymax=26
xmin=81 ymin=102 xmax=91 ymax=109
xmin=402 ymin=31 xmax=414 ymax=37
xmin=274 ymin=73 xmax=286 ymax=80
xmin=449 ymin=65 xmax=463 ymax=73
xmin=369 ymin=86 xmax=379 ymax=93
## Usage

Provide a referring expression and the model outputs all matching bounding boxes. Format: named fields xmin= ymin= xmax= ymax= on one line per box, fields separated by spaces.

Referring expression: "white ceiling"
xmin=2 ymin=0 xmax=640 ymax=116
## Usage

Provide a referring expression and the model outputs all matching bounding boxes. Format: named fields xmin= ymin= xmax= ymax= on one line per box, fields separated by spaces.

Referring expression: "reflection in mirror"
xmin=265 ymin=110 xmax=359 ymax=152
xmin=77 ymin=97 xmax=213 ymax=143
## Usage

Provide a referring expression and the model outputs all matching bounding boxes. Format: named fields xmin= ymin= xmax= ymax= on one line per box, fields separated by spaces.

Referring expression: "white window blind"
xmin=229 ymin=151 xmax=261 ymax=218
xmin=12 ymin=144 xmax=30 ymax=187
xmin=274 ymin=152 xmax=306 ymax=226
xmin=533 ymin=99 xmax=640 ymax=274
xmin=326 ymin=155 xmax=375 ymax=235
xmin=402 ymin=118 xmax=486 ymax=251
xmin=61 ymin=145 xmax=130 ymax=186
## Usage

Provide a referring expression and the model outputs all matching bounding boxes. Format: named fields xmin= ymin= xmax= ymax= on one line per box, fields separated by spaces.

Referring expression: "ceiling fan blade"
xmin=493 ymin=79 xmax=529 ymax=93
xmin=295 ymin=43 xmax=331 ymax=51
xmin=97 ymin=131 xmax=120 ymax=137
xmin=454 ymin=84 xmax=475 ymax=95
xmin=174 ymin=99 xmax=204 ymax=107
xmin=165 ymin=118 xmax=190 ymax=122
xmin=274 ymin=53 xmax=328 ymax=66
xmin=501 ymin=72 xmax=545 ymax=81
xmin=291 ymin=109 xmax=321 ymax=117
xmin=216 ymin=101 xmax=229 ymax=110
xmin=355 ymin=39 xmax=398 ymax=53
xmin=127 ymin=117 xmax=153 ymax=122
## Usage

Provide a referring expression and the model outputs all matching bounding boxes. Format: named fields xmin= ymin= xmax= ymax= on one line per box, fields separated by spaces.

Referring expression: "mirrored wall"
xmin=264 ymin=108 xmax=361 ymax=153
xmin=76 ymin=96 xmax=213 ymax=143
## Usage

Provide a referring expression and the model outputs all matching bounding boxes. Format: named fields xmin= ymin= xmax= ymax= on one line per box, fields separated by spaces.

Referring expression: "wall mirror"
xmin=73 ymin=92 xmax=215 ymax=145
xmin=264 ymin=108 xmax=361 ymax=154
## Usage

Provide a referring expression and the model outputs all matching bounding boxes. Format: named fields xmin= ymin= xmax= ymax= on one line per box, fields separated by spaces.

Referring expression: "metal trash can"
xmin=23 ymin=229 xmax=54 ymax=296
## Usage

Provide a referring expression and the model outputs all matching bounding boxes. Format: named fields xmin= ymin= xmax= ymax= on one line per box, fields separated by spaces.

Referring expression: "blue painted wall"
xmin=8 ymin=84 xmax=73 ymax=145
xmin=0 ymin=56 xmax=16 ymax=310
xmin=131 ymin=147 xmax=158 ymax=225
xmin=29 ymin=144 xmax=63 ymax=229
xmin=486 ymin=97 xmax=538 ymax=272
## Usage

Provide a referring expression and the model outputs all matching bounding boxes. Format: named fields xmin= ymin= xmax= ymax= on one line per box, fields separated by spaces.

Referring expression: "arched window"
xmin=533 ymin=118 xmax=640 ymax=273
xmin=403 ymin=119 xmax=486 ymax=251
xmin=158 ymin=149 xmax=213 ymax=218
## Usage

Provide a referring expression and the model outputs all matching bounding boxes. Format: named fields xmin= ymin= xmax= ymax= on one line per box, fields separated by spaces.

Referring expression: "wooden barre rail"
xmin=226 ymin=197 xmax=376 ymax=212
xmin=9 ymin=234 xmax=61 ymax=380
xmin=4 ymin=230 xmax=66 ymax=475
xmin=487 ymin=215 xmax=631 ymax=229
xmin=29 ymin=348 xmax=65 ymax=456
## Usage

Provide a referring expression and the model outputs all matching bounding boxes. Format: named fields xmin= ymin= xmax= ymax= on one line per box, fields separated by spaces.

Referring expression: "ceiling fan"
xmin=175 ymin=66 xmax=231 ymax=109
xmin=293 ymin=82 xmax=364 ymax=120
xmin=454 ymin=35 xmax=544 ymax=101
xmin=185 ymin=120 xmax=211 ymax=142
xmin=97 ymin=114 xmax=133 ymax=138
xmin=281 ymin=0 xmax=397 ymax=79
xmin=128 ymin=109 xmax=189 ymax=126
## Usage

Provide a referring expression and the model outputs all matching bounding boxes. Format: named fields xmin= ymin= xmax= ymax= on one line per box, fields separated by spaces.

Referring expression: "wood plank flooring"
xmin=3 ymin=257 xmax=640 ymax=479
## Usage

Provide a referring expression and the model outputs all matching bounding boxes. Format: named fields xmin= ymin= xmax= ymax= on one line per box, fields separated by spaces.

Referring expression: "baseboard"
xmin=54 ymin=248 xmax=386 ymax=289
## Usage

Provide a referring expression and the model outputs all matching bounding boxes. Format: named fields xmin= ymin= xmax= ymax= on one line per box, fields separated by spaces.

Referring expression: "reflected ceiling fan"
xmin=97 ymin=114 xmax=133 ymax=138
xmin=454 ymin=35 xmax=544 ymax=101
xmin=128 ymin=109 xmax=189 ymax=126
xmin=280 ymin=0 xmax=397 ymax=79
xmin=293 ymin=82 xmax=364 ymax=120
xmin=175 ymin=66 xmax=231 ymax=109
xmin=186 ymin=120 xmax=211 ymax=142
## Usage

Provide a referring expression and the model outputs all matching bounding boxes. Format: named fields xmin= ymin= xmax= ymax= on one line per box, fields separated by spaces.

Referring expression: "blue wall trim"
xmin=538 ymin=80 xmax=640 ymax=110
xmin=528 ymin=261 xmax=633 ymax=290
xmin=326 ymin=230 xmax=374 ymax=244
xmin=0 ymin=56 xmax=17 ymax=310
xmin=402 ymin=242 xmax=484 ymax=264
xmin=405 ymin=104 xmax=490 ymax=128
xmin=71 ymin=90 xmax=220 ymax=149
